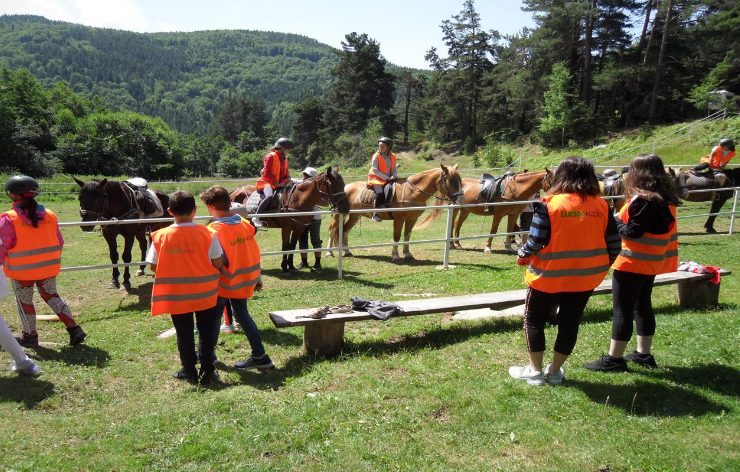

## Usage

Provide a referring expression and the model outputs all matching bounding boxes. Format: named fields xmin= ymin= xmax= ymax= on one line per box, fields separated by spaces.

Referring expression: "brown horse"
xmin=75 ymin=178 xmax=169 ymax=291
xmin=230 ymin=167 xmax=350 ymax=273
xmin=668 ymin=167 xmax=740 ymax=232
xmin=419 ymin=170 xmax=552 ymax=254
xmin=326 ymin=164 xmax=464 ymax=262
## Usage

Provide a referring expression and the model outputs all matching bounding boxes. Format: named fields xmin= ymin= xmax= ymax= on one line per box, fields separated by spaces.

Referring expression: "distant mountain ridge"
xmin=0 ymin=15 xmax=340 ymax=133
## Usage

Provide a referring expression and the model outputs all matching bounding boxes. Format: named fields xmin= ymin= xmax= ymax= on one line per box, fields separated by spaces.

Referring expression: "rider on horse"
xmin=252 ymin=137 xmax=294 ymax=229
xmin=368 ymin=136 xmax=398 ymax=222
xmin=693 ymin=138 xmax=736 ymax=233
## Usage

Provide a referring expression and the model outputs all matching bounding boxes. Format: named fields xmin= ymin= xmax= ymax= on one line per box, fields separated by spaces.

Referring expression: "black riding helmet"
xmin=5 ymin=175 xmax=40 ymax=197
xmin=274 ymin=137 xmax=294 ymax=150
xmin=378 ymin=136 xmax=393 ymax=150
xmin=719 ymin=138 xmax=735 ymax=152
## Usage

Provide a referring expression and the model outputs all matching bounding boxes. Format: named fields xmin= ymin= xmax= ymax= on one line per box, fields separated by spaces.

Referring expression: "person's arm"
xmin=145 ymin=242 xmax=158 ymax=273
xmin=617 ymin=198 xmax=650 ymax=239
xmin=209 ymin=236 xmax=224 ymax=270
xmin=391 ymin=156 xmax=398 ymax=178
xmin=0 ymin=214 xmax=16 ymax=263
xmin=372 ymin=154 xmax=390 ymax=180
xmin=517 ymin=201 xmax=549 ymax=264
xmin=605 ymin=212 xmax=621 ymax=264
xmin=262 ymin=153 xmax=276 ymax=184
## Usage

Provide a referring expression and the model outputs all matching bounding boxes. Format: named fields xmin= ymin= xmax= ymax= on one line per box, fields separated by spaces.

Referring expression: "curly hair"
xmin=624 ymin=154 xmax=680 ymax=205
xmin=200 ymin=185 xmax=231 ymax=211
xmin=548 ymin=156 xmax=600 ymax=197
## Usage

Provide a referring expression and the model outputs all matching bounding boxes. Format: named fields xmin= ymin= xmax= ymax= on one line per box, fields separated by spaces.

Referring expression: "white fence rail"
xmin=52 ymin=187 xmax=739 ymax=279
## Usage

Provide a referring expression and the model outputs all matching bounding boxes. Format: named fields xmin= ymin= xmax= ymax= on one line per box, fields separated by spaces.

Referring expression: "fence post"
xmin=729 ymin=188 xmax=739 ymax=236
xmin=337 ymin=213 xmax=344 ymax=280
xmin=442 ymin=205 xmax=454 ymax=269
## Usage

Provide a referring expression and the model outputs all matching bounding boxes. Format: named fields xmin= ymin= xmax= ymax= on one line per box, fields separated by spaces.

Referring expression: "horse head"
xmin=542 ymin=168 xmax=553 ymax=192
xmin=439 ymin=163 xmax=464 ymax=204
xmin=75 ymin=177 xmax=109 ymax=232
xmin=318 ymin=166 xmax=350 ymax=213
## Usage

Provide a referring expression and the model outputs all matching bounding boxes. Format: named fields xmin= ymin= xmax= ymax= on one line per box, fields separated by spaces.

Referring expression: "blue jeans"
xmin=216 ymin=297 xmax=266 ymax=358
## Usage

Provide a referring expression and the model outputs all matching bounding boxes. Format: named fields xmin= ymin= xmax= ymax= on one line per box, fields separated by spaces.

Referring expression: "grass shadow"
xmin=346 ymin=254 xmax=445 ymax=267
xmin=0 ymin=376 xmax=55 ymax=409
xmin=31 ymin=344 xmax=111 ymax=368
xmin=638 ymin=364 xmax=740 ymax=398
xmin=261 ymin=267 xmax=394 ymax=289
xmin=566 ymin=379 xmax=728 ymax=417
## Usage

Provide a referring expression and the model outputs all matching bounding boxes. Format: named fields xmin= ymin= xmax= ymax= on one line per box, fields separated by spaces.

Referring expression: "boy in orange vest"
xmin=200 ymin=186 xmax=274 ymax=370
xmin=146 ymin=191 xmax=224 ymax=385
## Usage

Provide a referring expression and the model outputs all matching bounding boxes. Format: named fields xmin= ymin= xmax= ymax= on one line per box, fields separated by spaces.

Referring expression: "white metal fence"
xmin=53 ymin=187 xmax=739 ymax=279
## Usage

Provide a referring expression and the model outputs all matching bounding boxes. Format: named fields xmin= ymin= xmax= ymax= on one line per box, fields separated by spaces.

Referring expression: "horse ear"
xmin=73 ymin=176 xmax=85 ymax=188
xmin=453 ymin=163 xmax=459 ymax=170
xmin=326 ymin=166 xmax=333 ymax=176
xmin=440 ymin=163 xmax=449 ymax=174
xmin=99 ymin=178 xmax=108 ymax=187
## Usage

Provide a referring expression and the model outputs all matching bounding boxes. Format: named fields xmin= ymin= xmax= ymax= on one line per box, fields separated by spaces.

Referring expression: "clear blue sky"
xmin=2 ymin=0 xmax=535 ymax=69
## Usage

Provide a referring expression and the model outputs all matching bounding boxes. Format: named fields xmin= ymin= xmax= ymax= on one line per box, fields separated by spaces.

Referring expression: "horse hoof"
xmin=344 ymin=251 xmax=353 ymax=257
xmin=392 ymin=255 xmax=402 ymax=263
xmin=108 ymin=281 xmax=120 ymax=289
xmin=403 ymin=255 xmax=416 ymax=262
xmin=311 ymin=266 xmax=322 ymax=273
xmin=121 ymin=284 xmax=132 ymax=292
xmin=325 ymin=251 xmax=334 ymax=258
xmin=135 ymin=269 xmax=146 ymax=277
xmin=483 ymin=247 xmax=492 ymax=254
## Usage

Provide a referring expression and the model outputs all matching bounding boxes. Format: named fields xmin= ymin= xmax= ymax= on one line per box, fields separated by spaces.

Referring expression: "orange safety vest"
xmin=208 ymin=217 xmax=261 ymax=299
xmin=150 ymin=225 xmax=220 ymax=316
xmin=524 ymin=194 xmax=610 ymax=293
xmin=368 ymin=152 xmax=397 ymax=186
xmin=256 ymin=150 xmax=290 ymax=191
xmin=612 ymin=200 xmax=678 ymax=275
xmin=700 ymin=146 xmax=736 ymax=169
xmin=2 ymin=209 xmax=62 ymax=280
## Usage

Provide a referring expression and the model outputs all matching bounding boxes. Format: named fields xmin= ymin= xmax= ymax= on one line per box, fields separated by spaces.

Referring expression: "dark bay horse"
xmin=230 ymin=167 xmax=350 ymax=273
xmin=327 ymin=164 xmax=464 ymax=262
xmin=669 ymin=167 xmax=740 ymax=232
xmin=75 ymin=178 xmax=169 ymax=291
xmin=419 ymin=170 xmax=551 ymax=254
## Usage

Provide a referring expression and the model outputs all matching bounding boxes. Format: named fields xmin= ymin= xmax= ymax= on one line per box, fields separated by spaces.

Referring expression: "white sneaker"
xmin=544 ymin=363 xmax=564 ymax=385
xmin=252 ymin=217 xmax=267 ymax=231
xmin=220 ymin=323 xmax=235 ymax=334
xmin=11 ymin=361 xmax=42 ymax=377
xmin=508 ymin=365 xmax=545 ymax=386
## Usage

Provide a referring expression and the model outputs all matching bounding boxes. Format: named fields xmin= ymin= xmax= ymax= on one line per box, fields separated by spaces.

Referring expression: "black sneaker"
xmin=67 ymin=325 xmax=87 ymax=346
xmin=199 ymin=370 xmax=221 ymax=386
xmin=624 ymin=350 xmax=658 ymax=369
xmin=584 ymin=354 xmax=628 ymax=372
xmin=173 ymin=368 xmax=199 ymax=384
xmin=15 ymin=332 xmax=39 ymax=347
xmin=234 ymin=355 xmax=275 ymax=370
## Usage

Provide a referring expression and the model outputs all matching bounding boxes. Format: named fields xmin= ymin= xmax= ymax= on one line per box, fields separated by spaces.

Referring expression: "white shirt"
xmin=145 ymin=222 xmax=223 ymax=264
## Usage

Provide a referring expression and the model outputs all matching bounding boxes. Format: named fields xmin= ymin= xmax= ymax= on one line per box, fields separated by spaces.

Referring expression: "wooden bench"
xmin=269 ymin=269 xmax=732 ymax=356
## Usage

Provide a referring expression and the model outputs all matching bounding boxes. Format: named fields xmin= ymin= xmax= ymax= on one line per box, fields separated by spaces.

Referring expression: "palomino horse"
xmin=418 ymin=170 xmax=551 ymax=254
xmin=75 ymin=178 xmax=169 ymax=291
xmin=231 ymin=167 xmax=350 ymax=273
xmin=326 ymin=164 xmax=464 ymax=262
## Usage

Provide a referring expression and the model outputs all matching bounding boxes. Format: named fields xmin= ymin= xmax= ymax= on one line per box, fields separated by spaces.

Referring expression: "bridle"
xmin=406 ymin=171 xmax=464 ymax=203
xmin=313 ymin=173 xmax=348 ymax=211
xmin=79 ymin=182 xmax=138 ymax=222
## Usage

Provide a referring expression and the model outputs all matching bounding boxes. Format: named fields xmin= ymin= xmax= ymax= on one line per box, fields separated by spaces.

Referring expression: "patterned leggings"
xmin=12 ymin=277 xmax=76 ymax=334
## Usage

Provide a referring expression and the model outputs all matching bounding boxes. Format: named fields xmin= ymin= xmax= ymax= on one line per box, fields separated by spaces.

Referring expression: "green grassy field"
xmin=0 ymin=180 xmax=737 ymax=471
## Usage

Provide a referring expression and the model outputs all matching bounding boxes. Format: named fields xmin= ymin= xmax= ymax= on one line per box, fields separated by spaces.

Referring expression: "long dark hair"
xmin=624 ymin=154 xmax=680 ymax=205
xmin=13 ymin=195 xmax=40 ymax=228
xmin=548 ymin=156 xmax=600 ymax=197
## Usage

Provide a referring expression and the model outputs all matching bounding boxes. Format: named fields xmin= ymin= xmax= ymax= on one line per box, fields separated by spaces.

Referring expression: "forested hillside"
xmin=0 ymin=15 xmax=338 ymax=134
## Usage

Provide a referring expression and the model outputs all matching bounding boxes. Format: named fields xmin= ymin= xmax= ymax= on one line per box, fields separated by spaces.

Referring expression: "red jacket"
xmin=256 ymin=150 xmax=290 ymax=191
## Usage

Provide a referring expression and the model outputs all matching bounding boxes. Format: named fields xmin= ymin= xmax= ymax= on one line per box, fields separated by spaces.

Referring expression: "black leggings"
xmin=611 ymin=269 xmax=656 ymax=341
xmin=523 ymin=287 xmax=593 ymax=355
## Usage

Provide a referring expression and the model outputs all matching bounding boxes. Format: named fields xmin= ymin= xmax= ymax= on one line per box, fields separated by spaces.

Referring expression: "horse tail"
xmin=416 ymin=198 xmax=444 ymax=230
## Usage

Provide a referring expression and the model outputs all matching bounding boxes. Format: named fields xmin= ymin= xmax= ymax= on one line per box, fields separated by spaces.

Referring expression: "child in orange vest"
xmin=585 ymin=154 xmax=679 ymax=372
xmin=146 ymin=191 xmax=223 ymax=385
xmin=200 ymin=186 xmax=274 ymax=370
xmin=1 ymin=176 xmax=86 ymax=347
xmin=511 ymin=157 xmax=621 ymax=386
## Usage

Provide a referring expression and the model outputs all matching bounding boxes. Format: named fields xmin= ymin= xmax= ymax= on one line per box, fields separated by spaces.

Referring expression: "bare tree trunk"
xmin=649 ymin=0 xmax=672 ymax=123
xmin=582 ymin=0 xmax=596 ymax=105
xmin=643 ymin=0 xmax=660 ymax=65
xmin=403 ymin=78 xmax=412 ymax=145
xmin=638 ymin=0 xmax=654 ymax=51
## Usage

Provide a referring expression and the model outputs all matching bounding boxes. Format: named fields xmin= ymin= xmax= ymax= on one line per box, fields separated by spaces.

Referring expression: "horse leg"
xmin=402 ymin=217 xmax=419 ymax=261
xmin=705 ymin=191 xmax=731 ymax=233
xmin=341 ymin=214 xmax=360 ymax=257
xmin=453 ymin=209 xmax=470 ymax=250
xmin=504 ymin=214 xmax=518 ymax=253
xmin=484 ymin=213 xmax=503 ymax=254
xmin=392 ymin=217 xmax=403 ymax=262
xmin=121 ymin=232 xmax=135 ymax=291
xmin=325 ymin=215 xmax=338 ymax=257
xmin=281 ymin=227 xmax=292 ymax=273
xmin=104 ymin=231 xmax=121 ymax=289
xmin=135 ymin=229 xmax=148 ymax=276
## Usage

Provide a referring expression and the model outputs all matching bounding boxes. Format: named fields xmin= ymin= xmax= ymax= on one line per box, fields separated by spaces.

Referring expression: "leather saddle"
xmin=124 ymin=179 xmax=159 ymax=215
xmin=479 ymin=174 xmax=509 ymax=206
xmin=361 ymin=182 xmax=396 ymax=206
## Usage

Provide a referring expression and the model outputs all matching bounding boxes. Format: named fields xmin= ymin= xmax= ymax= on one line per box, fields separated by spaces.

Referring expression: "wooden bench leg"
xmin=677 ymin=279 xmax=720 ymax=309
xmin=304 ymin=322 xmax=345 ymax=357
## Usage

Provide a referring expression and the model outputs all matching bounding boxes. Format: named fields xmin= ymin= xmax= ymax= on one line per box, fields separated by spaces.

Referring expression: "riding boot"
xmin=252 ymin=194 xmax=273 ymax=230
xmin=372 ymin=192 xmax=384 ymax=222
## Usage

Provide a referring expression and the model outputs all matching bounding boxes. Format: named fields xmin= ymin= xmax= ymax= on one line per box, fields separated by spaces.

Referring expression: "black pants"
xmin=298 ymin=219 xmax=322 ymax=258
xmin=523 ymin=287 xmax=593 ymax=355
xmin=171 ymin=306 xmax=220 ymax=374
xmin=611 ymin=269 xmax=656 ymax=341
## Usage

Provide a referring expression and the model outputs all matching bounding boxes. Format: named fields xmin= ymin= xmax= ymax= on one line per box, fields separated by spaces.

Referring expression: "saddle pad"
xmin=143 ymin=188 xmax=164 ymax=218
xmin=360 ymin=184 xmax=395 ymax=206
xmin=686 ymin=173 xmax=718 ymax=189
xmin=244 ymin=191 xmax=261 ymax=213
